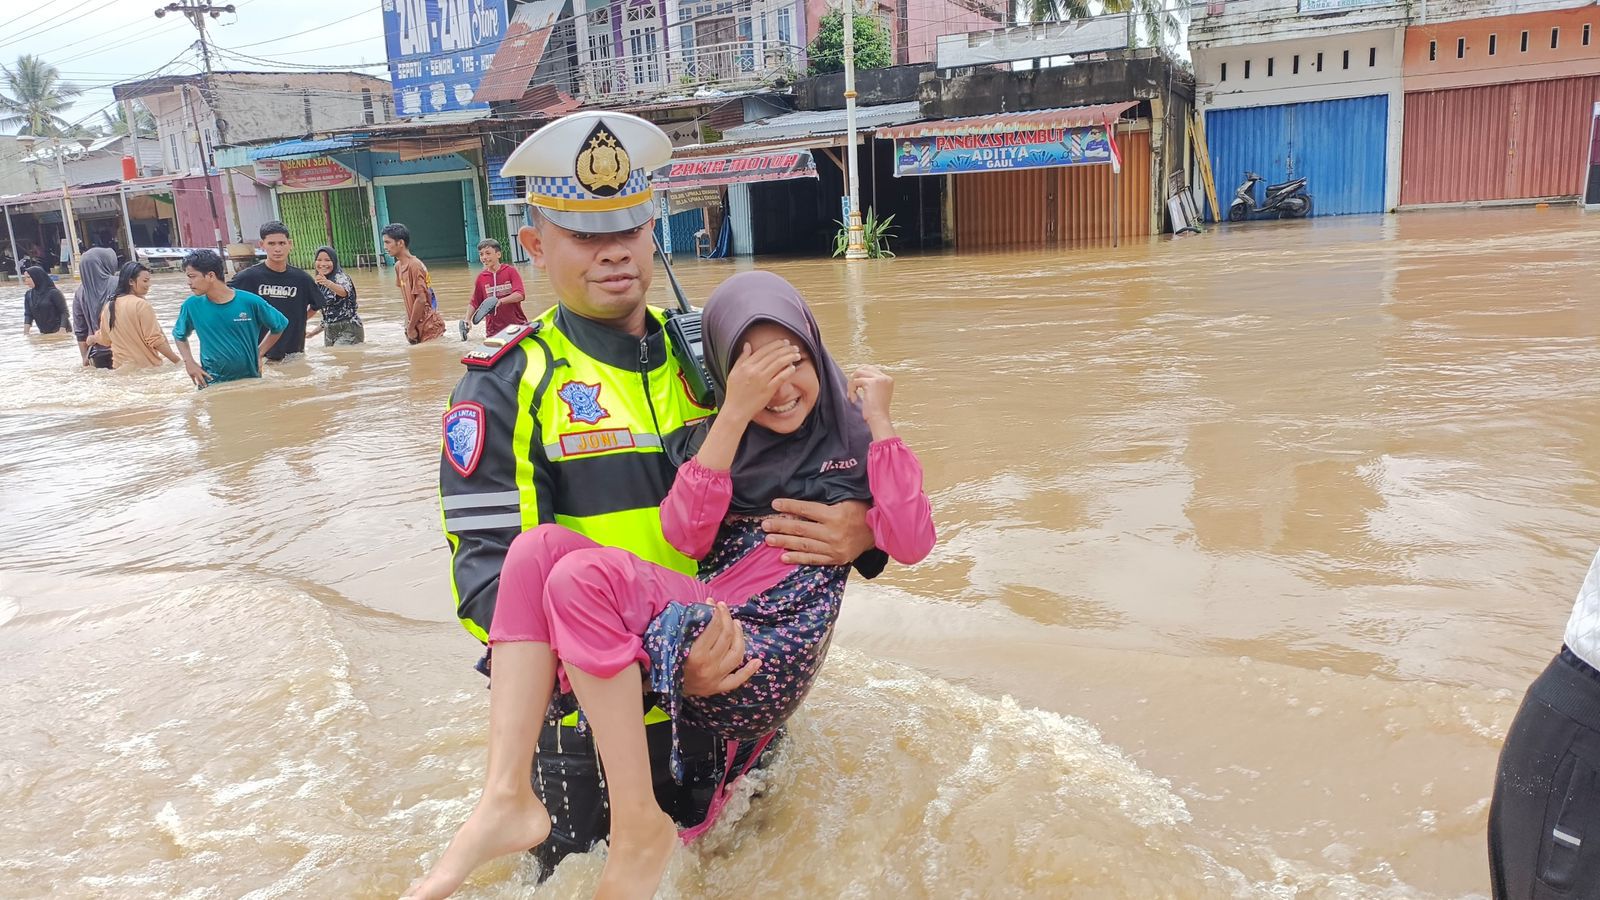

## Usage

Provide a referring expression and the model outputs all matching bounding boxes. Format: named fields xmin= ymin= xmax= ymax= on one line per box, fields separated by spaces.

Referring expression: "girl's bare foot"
xmin=594 ymin=810 xmax=678 ymax=900
xmin=403 ymin=789 xmax=552 ymax=900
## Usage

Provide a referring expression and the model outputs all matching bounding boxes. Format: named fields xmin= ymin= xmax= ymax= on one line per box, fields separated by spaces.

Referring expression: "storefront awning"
xmin=1 ymin=175 xmax=175 ymax=208
xmin=876 ymin=101 xmax=1137 ymax=139
xmin=721 ymin=101 xmax=924 ymax=145
xmin=246 ymin=137 xmax=359 ymax=161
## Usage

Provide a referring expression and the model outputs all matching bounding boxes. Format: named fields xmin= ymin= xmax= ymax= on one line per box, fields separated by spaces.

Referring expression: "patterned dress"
xmin=643 ymin=517 xmax=849 ymax=778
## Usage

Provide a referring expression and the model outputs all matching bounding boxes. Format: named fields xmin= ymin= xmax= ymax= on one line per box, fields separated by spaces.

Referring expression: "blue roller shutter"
xmin=1206 ymin=95 xmax=1388 ymax=218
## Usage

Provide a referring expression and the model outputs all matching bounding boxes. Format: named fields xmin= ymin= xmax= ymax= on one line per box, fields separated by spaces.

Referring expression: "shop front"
xmin=258 ymin=156 xmax=378 ymax=269
xmin=879 ymin=102 xmax=1148 ymax=251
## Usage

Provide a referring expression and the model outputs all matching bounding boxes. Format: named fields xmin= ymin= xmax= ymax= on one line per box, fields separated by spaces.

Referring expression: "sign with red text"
xmin=278 ymin=156 xmax=356 ymax=191
xmin=654 ymin=150 xmax=816 ymax=189
xmin=892 ymin=126 xmax=1112 ymax=177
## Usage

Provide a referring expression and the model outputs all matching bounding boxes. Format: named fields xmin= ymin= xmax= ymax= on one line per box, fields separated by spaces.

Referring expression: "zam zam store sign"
xmin=384 ymin=0 xmax=508 ymax=115
xmin=892 ymin=126 xmax=1112 ymax=177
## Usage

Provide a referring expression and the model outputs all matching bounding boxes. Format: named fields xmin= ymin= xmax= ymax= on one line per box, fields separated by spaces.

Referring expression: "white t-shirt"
xmin=1563 ymin=548 xmax=1600 ymax=670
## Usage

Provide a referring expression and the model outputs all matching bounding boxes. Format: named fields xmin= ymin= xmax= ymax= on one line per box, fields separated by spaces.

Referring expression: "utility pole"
xmin=154 ymin=2 xmax=240 ymax=248
xmin=841 ymin=0 xmax=868 ymax=260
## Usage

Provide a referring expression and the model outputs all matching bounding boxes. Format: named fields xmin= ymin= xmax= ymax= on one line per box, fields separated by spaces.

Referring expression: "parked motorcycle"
xmin=1227 ymin=172 xmax=1313 ymax=221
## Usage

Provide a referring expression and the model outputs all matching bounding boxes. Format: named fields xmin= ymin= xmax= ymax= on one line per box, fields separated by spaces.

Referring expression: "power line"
xmin=0 ymin=0 xmax=125 ymax=53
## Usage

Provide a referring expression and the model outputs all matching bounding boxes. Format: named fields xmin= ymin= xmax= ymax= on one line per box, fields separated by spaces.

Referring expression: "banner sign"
xmin=891 ymin=126 xmax=1114 ymax=177
xmin=383 ymin=0 xmax=509 ymax=116
xmin=1299 ymin=0 xmax=1388 ymax=11
xmin=655 ymin=151 xmax=817 ymax=189
xmin=660 ymin=185 xmax=723 ymax=209
xmin=253 ymin=159 xmax=282 ymax=185
xmin=279 ymin=156 xmax=356 ymax=191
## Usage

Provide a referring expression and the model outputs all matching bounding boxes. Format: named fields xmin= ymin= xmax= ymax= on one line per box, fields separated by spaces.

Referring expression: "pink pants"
xmin=489 ymin=524 xmax=720 ymax=686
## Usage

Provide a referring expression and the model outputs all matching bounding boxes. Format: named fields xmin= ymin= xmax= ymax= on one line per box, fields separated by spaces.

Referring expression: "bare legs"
xmin=404 ymin=641 xmax=557 ymax=899
xmin=565 ymin=662 xmax=679 ymax=900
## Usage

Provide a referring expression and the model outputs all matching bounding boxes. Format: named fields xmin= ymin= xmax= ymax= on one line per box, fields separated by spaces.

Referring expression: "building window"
xmin=1220 ymin=61 xmax=1227 ymax=81
xmin=1369 ymin=47 xmax=1376 ymax=66
xmin=777 ymin=6 xmax=792 ymax=45
xmin=1429 ymin=40 xmax=1436 ymax=61
xmin=1456 ymin=37 xmax=1465 ymax=58
xmin=1244 ymin=59 xmax=1251 ymax=78
xmin=1489 ymin=34 xmax=1497 ymax=55
xmin=1584 ymin=23 xmax=1591 ymax=46
xmin=169 ymin=133 xmax=181 ymax=169
xmin=1342 ymin=48 xmax=1350 ymax=68
xmin=1267 ymin=57 xmax=1274 ymax=76
xmin=1521 ymin=30 xmax=1529 ymax=52
xmin=1316 ymin=51 xmax=1323 ymax=71
xmin=361 ymin=88 xmax=374 ymax=125
xmin=1292 ymin=54 xmax=1300 ymax=74
xmin=1551 ymin=27 xmax=1560 ymax=49
xmin=302 ymin=91 xmax=313 ymax=129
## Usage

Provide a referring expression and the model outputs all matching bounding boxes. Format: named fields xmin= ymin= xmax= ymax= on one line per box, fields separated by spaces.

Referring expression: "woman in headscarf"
xmin=21 ymin=266 xmax=70 ymax=335
xmin=72 ymin=247 xmax=119 ymax=368
xmin=306 ymin=246 xmax=362 ymax=345
xmin=90 ymin=261 xmax=179 ymax=370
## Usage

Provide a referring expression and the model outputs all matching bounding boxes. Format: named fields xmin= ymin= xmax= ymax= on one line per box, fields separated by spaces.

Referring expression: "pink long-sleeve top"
xmin=660 ymin=437 xmax=936 ymax=605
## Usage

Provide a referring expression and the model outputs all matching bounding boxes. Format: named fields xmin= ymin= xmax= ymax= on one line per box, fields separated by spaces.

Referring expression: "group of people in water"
xmin=15 ymin=219 xmax=482 ymax=387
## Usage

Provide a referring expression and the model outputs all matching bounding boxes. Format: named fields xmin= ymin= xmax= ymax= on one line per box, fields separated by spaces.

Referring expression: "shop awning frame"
xmin=876 ymin=101 xmax=1138 ymax=139
xmin=0 ymin=175 xmax=176 ymax=209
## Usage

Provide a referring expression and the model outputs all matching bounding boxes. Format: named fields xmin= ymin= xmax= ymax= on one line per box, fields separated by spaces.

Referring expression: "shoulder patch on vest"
xmin=443 ymin=401 xmax=487 ymax=477
xmin=462 ymin=321 xmax=540 ymax=368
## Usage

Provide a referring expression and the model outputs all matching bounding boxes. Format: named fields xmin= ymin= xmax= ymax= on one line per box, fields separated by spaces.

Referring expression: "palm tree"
xmin=1013 ymin=0 xmax=1181 ymax=50
xmin=0 ymin=55 xmax=82 ymax=137
xmin=101 ymin=104 xmax=156 ymax=138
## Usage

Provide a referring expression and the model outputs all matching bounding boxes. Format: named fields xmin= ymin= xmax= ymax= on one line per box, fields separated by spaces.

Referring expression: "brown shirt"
xmin=395 ymin=255 xmax=445 ymax=344
xmin=99 ymin=294 xmax=174 ymax=369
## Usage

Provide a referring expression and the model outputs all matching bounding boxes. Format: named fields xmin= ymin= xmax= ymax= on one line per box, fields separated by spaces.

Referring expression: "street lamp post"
xmin=841 ymin=0 xmax=868 ymax=260
xmin=18 ymin=134 xmax=85 ymax=271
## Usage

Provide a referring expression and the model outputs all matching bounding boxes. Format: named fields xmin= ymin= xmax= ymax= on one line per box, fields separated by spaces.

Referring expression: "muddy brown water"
xmin=3 ymin=208 xmax=1598 ymax=898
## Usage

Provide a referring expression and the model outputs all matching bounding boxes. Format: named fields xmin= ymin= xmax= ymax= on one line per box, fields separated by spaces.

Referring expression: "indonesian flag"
xmin=1104 ymin=116 xmax=1123 ymax=175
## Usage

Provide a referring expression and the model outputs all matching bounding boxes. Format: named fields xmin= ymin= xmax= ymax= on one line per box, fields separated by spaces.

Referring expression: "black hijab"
xmin=701 ymin=271 xmax=872 ymax=515
xmin=23 ymin=265 xmax=65 ymax=330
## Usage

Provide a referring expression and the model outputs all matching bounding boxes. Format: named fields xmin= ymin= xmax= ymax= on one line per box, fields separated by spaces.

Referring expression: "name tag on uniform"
xmin=560 ymin=428 xmax=634 ymax=457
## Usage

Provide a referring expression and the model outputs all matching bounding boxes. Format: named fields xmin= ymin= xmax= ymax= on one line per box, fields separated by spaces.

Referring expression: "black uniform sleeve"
xmin=853 ymin=548 xmax=889 ymax=580
xmin=439 ymin=351 xmax=553 ymax=642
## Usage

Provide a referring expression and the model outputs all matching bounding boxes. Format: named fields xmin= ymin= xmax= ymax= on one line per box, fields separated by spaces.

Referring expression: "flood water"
xmin=3 ymin=207 xmax=1598 ymax=898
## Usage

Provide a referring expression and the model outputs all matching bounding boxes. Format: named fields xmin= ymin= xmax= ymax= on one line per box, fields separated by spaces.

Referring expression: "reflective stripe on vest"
xmin=562 ymin=706 xmax=672 ymax=727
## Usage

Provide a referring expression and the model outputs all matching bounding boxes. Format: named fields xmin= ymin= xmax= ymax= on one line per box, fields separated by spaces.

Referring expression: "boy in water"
xmin=459 ymin=238 xmax=528 ymax=340
xmin=171 ymin=249 xmax=287 ymax=388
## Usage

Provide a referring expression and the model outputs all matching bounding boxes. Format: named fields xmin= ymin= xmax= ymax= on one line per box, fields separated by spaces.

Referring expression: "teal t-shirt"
xmin=172 ymin=289 xmax=288 ymax=385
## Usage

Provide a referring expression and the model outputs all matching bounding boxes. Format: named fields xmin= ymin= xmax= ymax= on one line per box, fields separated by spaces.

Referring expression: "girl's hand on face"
xmin=722 ymin=339 xmax=801 ymax=423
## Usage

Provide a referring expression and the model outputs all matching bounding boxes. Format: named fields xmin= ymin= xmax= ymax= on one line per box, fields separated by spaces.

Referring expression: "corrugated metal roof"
xmin=247 ymin=137 xmax=358 ymax=161
xmin=878 ymin=101 xmax=1137 ymax=138
xmin=722 ymin=101 xmax=924 ymax=143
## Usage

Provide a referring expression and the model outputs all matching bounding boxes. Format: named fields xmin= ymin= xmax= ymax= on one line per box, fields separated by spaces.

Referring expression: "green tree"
xmin=0 ymin=55 xmax=82 ymax=136
xmin=102 ymin=104 xmax=156 ymax=138
xmin=1013 ymin=0 xmax=1181 ymax=50
xmin=807 ymin=8 xmax=893 ymax=76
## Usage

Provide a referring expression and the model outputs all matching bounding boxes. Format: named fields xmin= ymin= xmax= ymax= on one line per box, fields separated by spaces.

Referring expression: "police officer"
xmin=437 ymin=110 xmax=884 ymax=877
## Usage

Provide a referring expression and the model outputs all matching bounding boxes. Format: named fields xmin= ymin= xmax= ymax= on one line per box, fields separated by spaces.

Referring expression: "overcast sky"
xmin=1 ymin=0 xmax=392 ymax=130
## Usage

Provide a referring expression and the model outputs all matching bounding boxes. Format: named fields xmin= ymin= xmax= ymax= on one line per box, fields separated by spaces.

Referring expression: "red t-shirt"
xmin=469 ymin=265 xmax=529 ymax=335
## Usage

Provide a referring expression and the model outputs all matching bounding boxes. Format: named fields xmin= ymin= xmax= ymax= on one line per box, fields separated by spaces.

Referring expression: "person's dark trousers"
xmin=1489 ymin=647 xmax=1600 ymax=899
xmin=529 ymin=698 xmax=779 ymax=879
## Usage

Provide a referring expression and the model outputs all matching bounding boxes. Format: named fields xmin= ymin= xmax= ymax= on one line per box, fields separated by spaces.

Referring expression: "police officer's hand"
xmin=683 ymin=601 xmax=761 ymax=697
xmin=721 ymin=339 xmax=801 ymax=423
xmin=763 ymin=498 xmax=876 ymax=566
